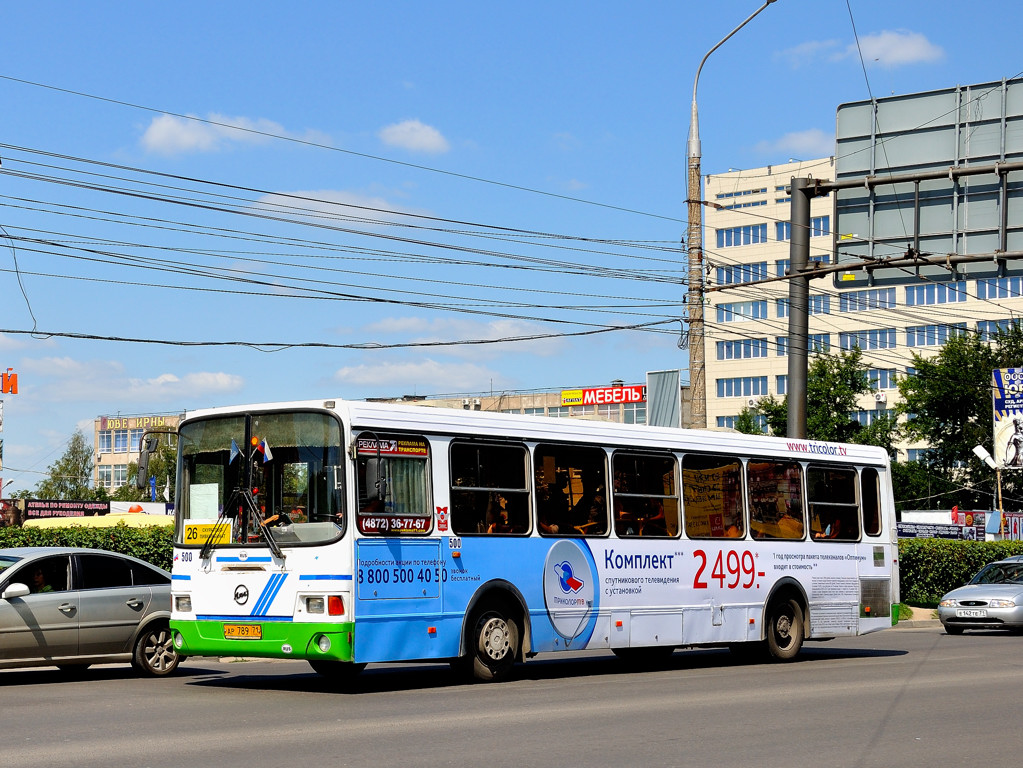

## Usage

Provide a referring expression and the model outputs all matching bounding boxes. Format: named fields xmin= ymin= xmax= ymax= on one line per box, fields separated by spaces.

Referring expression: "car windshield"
xmin=970 ymin=563 xmax=1023 ymax=585
xmin=0 ymin=555 xmax=21 ymax=575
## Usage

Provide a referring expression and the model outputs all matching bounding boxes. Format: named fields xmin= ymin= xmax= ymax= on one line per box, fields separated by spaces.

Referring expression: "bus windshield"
xmin=177 ymin=411 xmax=344 ymax=546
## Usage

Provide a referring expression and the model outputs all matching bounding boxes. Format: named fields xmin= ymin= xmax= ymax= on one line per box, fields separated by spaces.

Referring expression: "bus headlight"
xmin=316 ymin=634 xmax=332 ymax=653
xmin=175 ymin=595 xmax=192 ymax=613
xmin=173 ymin=631 xmax=184 ymax=649
xmin=305 ymin=596 xmax=325 ymax=614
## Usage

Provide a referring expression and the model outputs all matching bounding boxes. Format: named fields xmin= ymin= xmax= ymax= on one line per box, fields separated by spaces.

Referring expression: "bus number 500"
xmin=692 ymin=549 xmax=758 ymax=590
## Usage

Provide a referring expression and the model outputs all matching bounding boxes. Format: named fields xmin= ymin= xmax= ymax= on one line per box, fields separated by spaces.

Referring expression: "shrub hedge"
xmin=3 ymin=523 xmax=1019 ymax=608
xmin=0 ymin=524 xmax=174 ymax=571
xmin=898 ymin=537 xmax=1023 ymax=607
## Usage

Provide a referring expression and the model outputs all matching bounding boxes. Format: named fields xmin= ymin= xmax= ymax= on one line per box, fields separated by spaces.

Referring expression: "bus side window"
xmin=861 ymin=468 xmax=882 ymax=537
xmin=747 ymin=460 xmax=804 ymax=540
xmin=535 ymin=444 xmax=608 ymax=536
xmin=681 ymin=454 xmax=744 ymax=539
xmin=807 ymin=466 xmax=859 ymax=541
xmin=449 ymin=442 xmax=530 ymax=535
xmin=612 ymin=452 xmax=679 ymax=538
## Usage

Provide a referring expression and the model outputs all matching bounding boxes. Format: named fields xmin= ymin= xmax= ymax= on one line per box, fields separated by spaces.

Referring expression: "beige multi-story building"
xmin=93 ymin=413 xmax=183 ymax=491
xmin=702 ymin=158 xmax=1023 ymax=459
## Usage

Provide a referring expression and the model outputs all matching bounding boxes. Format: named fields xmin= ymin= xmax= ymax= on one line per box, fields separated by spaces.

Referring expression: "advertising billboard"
xmin=992 ymin=367 xmax=1023 ymax=467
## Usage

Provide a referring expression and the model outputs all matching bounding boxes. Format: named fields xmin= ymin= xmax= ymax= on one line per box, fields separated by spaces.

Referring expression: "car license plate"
xmin=955 ymin=609 xmax=987 ymax=618
xmin=224 ymin=624 xmax=262 ymax=639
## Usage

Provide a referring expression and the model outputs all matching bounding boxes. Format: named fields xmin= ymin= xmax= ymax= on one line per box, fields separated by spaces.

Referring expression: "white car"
xmin=937 ymin=558 xmax=1023 ymax=635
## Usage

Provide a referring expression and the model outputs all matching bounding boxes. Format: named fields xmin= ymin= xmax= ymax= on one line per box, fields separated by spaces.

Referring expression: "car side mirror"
xmin=2 ymin=583 xmax=30 ymax=599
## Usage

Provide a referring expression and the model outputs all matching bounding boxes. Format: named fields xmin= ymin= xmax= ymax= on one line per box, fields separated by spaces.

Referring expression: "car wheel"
xmin=132 ymin=622 xmax=180 ymax=676
xmin=944 ymin=624 xmax=965 ymax=635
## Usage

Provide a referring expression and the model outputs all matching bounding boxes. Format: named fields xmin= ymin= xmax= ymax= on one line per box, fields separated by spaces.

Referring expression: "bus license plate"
xmin=956 ymin=609 xmax=986 ymax=618
xmin=224 ymin=624 xmax=262 ymax=639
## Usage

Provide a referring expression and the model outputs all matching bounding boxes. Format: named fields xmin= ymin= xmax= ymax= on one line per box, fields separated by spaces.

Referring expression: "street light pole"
xmin=686 ymin=0 xmax=778 ymax=429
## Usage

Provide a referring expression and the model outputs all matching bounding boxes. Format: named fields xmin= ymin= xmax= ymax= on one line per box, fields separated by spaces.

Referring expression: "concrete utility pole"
xmin=786 ymin=177 xmax=813 ymax=438
xmin=686 ymin=0 xmax=778 ymax=429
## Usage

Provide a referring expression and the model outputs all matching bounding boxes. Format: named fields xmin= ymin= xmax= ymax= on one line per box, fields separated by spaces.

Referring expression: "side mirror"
xmin=135 ymin=435 xmax=162 ymax=490
xmin=2 ymin=583 xmax=30 ymax=599
xmin=365 ymin=458 xmax=388 ymax=501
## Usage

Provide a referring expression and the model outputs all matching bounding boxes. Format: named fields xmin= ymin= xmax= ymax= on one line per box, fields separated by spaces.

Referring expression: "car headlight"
xmin=988 ymin=599 xmax=1016 ymax=608
xmin=939 ymin=598 xmax=958 ymax=607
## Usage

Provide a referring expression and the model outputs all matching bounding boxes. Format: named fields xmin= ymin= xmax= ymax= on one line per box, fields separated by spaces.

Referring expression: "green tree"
xmin=112 ymin=440 xmax=176 ymax=503
xmin=733 ymin=406 xmax=765 ymax=435
xmin=34 ymin=429 xmax=96 ymax=500
xmin=896 ymin=325 xmax=1023 ymax=510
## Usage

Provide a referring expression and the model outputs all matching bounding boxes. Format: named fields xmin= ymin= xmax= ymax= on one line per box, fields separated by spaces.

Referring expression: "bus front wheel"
xmin=765 ymin=597 xmax=804 ymax=661
xmin=465 ymin=605 xmax=519 ymax=682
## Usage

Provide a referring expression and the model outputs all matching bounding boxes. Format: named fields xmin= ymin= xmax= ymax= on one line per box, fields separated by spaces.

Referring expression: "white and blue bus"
xmin=153 ymin=399 xmax=899 ymax=683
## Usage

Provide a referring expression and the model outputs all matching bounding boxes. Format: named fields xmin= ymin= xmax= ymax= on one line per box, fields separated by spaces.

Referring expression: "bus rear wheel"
xmin=765 ymin=597 xmax=804 ymax=661
xmin=465 ymin=605 xmax=519 ymax=683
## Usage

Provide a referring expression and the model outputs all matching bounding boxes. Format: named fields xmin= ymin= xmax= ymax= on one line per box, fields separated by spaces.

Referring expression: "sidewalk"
xmin=896 ymin=606 xmax=941 ymax=629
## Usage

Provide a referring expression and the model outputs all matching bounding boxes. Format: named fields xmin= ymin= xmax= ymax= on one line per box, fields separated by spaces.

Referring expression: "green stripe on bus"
xmin=171 ymin=619 xmax=355 ymax=662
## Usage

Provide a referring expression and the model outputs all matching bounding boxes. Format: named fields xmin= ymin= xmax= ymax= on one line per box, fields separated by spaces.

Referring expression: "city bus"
xmin=150 ymin=398 xmax=899 ymax=683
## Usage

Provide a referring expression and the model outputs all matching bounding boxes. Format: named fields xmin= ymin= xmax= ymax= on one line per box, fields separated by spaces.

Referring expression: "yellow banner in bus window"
xmin=182 ymin=522 xmax=232 ymax=545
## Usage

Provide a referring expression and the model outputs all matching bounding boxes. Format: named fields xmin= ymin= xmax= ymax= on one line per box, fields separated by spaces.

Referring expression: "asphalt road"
xmin=2 ymin=624 xmax=1019 ymax=768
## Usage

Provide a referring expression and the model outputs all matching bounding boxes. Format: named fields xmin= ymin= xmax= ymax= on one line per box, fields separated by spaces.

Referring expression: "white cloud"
xmin=141 ymin=113 xmax=327 ymax=155
xmin=334 ymin=358 xmax=500 ymax=391
xmin=360 ymin=316 xmax=567 ymax=360
xmin=17 ymin=357 xmax=242 ymax=403
xmin=777 ymin=30 xmax=942 ymax=69
xmin=257 ymin=189 xmax=429 ymax=224
xmin=378 ymin=119 xmax=450 ymax=154
xmin=754 ymin=129 xmax=835 ymax=160
xmin=846 ymin=30 xmax=944 ymax=67
xmin=776 ymin=39 xmax=842 ymax=68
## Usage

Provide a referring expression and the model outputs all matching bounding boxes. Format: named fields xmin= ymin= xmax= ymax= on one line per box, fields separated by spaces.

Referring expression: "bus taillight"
xmin=328 ymin=595 xmax=345 ymax=616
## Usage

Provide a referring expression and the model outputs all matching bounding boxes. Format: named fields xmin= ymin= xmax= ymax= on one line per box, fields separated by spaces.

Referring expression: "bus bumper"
xmin=170 ymin=619 xmax=355 ymax=662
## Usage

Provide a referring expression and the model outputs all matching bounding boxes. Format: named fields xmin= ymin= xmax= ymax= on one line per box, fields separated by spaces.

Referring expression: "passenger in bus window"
xmin=486 ymin=493 xmax=511 ymax=533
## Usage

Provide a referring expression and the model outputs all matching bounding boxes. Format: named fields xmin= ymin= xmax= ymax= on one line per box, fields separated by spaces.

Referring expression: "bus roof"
xmin=182 ymin=398 xmax=891 ymax=467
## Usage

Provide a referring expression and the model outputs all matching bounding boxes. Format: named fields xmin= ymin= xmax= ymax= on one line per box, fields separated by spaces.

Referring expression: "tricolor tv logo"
xmin=554 ymin=561 xmax=584 ymax=593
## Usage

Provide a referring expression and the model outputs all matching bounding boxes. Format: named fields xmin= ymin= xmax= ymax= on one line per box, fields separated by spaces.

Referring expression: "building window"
xmin=776 ymin=334 xmax=830 ymax=356
xmin=523 ymin=407 xmax=545 ymax=416
xmin=623 ymin=403 xmax=646 ymax=425
xmin=810 ymin=216 xmax=830 ymax=237
xmin=777 ymin=375 xmax=788 ymax=395
xmin=113 ymin=429 xmax=129 ymax=453
xmin=98 ymin=430 xmax=112 ymax=454
xmin=716 ymin=338 xmax=769 ymax=360
xmin=851 ymin=409 xmax=895 ymax=427
xmin=839 ymin=288 xmax=896 ymax=312
xmin=715 ymin=187 xmax=767 ymax=199
xmin=129 ymin=428 xmax=144 ymax=453
xmin=809 ymin=295 xmax=830 ymax=315
xmin=978 ymin=319 xmax=1020 ymax=341
xmin=570 ymin=405 xmax=594 ymax=417
xmin=776 ymin=222 xmax=791 ymax=241
xmin=775 ymin=255 xmax=829 ymax=275
xmin=868 ymin=369 xmax=898 ymax=390
xmin=715 ymin=224 xmax=767 ymax=249
xmin=905 ymin=281 xmax=967 ymax=306
xmin=547 ymin=406 xmax=570 ymax=418
xmin=113 ymin=464 xmax=129 ymax=487
xmin=716 ymin=415 xmax=766 ymax=431
xmin=717 ymin=301 xmax=767 ymax=323
xmin=840 ymin=328 xmax=897 ymax=351
xmin=597 ymin=404 xmax=618 ymax=421
xmin=98 ymin=465 xmax=112 ymax=488
xmin=976 ymin=277 xmax=1023 ymax=299
xmin=716 ymin=377 xmax=769 ymax=398
xmin=905 ymin=324 xmax=966 ymax=347
xmin=716 ymin=262 xmax=767 ymax=286
xmin=722 ymin=199 xmax=767 ymax=210
xmin=906 ymin=449 xmax=930 ymax=462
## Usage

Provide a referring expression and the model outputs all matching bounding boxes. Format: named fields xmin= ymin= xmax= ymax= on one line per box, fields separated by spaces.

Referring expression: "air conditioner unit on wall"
xmin=747 ymin=398 xmax=757 ymax=408
xmin=874 ymin=392 xmax=887 ymax=403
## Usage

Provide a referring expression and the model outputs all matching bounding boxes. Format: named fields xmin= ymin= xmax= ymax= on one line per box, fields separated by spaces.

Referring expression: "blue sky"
xmin=1 ymin=0 xmax=1021 ymax=494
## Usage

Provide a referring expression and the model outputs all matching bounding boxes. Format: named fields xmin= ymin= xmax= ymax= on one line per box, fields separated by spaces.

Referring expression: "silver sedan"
xmin=0 ymin=546 xmax=180 ymax=675
xmin=937 ymin=558 xmax=1023 ymax=635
